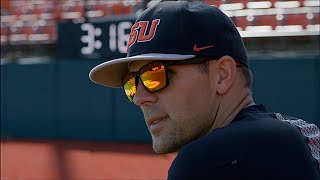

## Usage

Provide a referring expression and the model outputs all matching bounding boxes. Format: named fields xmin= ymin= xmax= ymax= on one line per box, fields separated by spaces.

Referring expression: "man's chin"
xmin=152 ymin=139 xmax=179 ymax=154
xmin=152 ymin=140 xmax=166 ymax=154
xmin=153 ymin=146 xmax=175 ymax=154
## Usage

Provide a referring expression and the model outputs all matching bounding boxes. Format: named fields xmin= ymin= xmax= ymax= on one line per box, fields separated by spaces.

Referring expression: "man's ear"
xmin=214 ymin=56 xmax=237 ymax=95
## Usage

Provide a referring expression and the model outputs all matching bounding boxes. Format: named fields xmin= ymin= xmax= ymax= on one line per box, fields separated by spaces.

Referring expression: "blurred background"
xmin=1 ymin=0 xmax=319 ymax=179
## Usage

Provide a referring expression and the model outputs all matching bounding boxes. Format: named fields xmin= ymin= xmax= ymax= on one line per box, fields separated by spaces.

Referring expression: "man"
xmin=89 ymin=1 xmax=320 ymax=179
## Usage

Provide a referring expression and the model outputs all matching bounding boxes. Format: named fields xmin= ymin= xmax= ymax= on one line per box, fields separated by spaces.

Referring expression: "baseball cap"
xmin=89 ymin=0 xmax=248 ymax=88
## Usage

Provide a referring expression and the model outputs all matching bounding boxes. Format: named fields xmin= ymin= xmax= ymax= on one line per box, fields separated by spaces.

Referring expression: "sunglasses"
xmin=122 ymin=56 xmax=216 ymax=102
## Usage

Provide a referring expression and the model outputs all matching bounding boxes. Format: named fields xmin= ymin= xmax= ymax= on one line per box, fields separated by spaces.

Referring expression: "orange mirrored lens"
xmin=123 ymin=63 xmax=167 ymax=102
xmin=141 ymin=65 xmax=166 ymax=91
xmin=123 ymin=77 xmax=136 ymax=101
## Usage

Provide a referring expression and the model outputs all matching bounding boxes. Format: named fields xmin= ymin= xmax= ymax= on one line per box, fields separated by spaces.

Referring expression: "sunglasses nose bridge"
xmin=134 ymin=75 xmax=139 ymax=88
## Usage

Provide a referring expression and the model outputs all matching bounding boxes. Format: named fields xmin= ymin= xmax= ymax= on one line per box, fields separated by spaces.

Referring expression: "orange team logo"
xmin=128 ymin=19 xmax=161 ymax=48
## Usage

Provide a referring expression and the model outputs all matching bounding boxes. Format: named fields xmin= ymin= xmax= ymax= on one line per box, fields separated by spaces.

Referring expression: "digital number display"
xmin=57 ymin=17 xmax=136 ymax=60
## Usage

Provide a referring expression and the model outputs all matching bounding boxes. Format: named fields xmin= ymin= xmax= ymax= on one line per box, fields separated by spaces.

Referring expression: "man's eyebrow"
xmin=127 ymin=62 xmax=139 ymax=73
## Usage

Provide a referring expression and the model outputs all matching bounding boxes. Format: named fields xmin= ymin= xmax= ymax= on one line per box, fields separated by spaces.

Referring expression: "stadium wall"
xmin=1 ymin=55 xmax=319 ymax=140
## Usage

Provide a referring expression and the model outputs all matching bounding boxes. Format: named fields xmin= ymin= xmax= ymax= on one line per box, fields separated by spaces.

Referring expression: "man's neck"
xmin=209 ymin=89 xmax=255 ymax=132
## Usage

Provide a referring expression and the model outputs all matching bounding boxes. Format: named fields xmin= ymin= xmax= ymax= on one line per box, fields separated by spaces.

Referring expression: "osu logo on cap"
xmin=127 ymin=19 xmax=161 ymax=48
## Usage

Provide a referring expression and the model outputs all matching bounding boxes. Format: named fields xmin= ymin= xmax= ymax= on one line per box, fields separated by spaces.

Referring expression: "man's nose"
xmin=133 ymin=80 xmax=158 ymax=106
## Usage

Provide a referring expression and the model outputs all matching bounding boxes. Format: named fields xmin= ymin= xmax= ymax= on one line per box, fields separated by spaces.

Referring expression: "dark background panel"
xmin=1 ymin=56 xmax=319 ymax=141
xmin=113 ymin=88 xmax=151 ymax=142
xmin=56 ymin=59 xmax=114 ymax=140
xmin=250 ymin=56 xmax=319 ymax=125
xmin=56 ymin=22 xmax=84 ymax=58
xmin=4 ymin=62 xmax=56 ymax=138
xmin=1 ymin=65 xmax=8 ymax=137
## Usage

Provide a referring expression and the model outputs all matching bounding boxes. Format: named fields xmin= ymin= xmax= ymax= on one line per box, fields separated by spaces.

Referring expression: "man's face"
xmin=128 ymin=60 xmax=220 ymax=154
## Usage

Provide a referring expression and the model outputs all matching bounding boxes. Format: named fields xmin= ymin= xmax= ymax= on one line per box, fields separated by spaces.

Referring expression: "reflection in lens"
xmin=125 ymin=85 xmax=136 ymax=97
xmin=141 ymin=67 xmax=166 ymax=92
xmin=124 ymin=77 xmax=136 ymax=101
xmin=144 ymin=80 xmax=161 ymax=89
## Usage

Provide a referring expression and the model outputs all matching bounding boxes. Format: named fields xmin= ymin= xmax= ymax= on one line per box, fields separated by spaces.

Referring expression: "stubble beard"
xmin=151 ymin=120 xmax=211 ymax=154
xmin=151 ymin=125 xmax=184 ymax=154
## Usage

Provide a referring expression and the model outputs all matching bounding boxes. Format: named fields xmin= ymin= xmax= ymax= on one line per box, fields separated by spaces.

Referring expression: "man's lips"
xmin=152 ymin=120 xmax=162 ymax=124
xmin=148 ymin=116 xmax=169 ymax=130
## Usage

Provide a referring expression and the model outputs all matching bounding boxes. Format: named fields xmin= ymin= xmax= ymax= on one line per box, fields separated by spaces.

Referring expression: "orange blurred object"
xmin=1 ymin=139 xmax=176 ymax=180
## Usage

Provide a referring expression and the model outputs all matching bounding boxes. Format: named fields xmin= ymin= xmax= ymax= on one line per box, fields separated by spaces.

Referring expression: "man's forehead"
xmin=128 ymin=60 xmax=154 ymax=72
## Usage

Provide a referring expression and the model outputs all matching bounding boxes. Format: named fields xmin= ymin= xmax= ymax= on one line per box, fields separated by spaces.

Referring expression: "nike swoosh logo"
xmin=193 ymin=44 xmax=214 ymax=52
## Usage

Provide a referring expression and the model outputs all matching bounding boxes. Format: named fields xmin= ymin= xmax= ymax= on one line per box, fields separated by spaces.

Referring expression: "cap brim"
xmin=89 ymin=53 xmax=195 ymax=87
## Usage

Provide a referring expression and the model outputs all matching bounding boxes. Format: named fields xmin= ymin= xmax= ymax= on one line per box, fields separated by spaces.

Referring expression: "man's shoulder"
xmin=181 ymin=109 xmax=312 ymax=157
xmin=182 ymin=111 xmax=303 ymax=155
xmin=168 ymin=108 xmax=320 ymax=180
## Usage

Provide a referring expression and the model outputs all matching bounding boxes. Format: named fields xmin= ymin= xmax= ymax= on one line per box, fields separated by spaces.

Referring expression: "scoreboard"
xmin=57 ymin=16 xmax=136 ymax=60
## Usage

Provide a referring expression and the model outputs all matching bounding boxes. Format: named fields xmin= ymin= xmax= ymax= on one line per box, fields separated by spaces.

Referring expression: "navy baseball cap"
xmin=89 ymin=0 xmax=248 ymax=87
